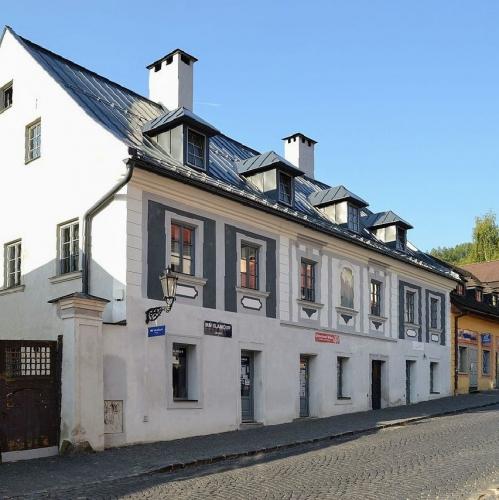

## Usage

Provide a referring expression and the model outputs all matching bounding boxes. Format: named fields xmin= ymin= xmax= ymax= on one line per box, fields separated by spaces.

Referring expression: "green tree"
xmin=470 ymin=211 xmax=499 ymax=262
xmin=429 ymin=211 xmax=499 ymax=265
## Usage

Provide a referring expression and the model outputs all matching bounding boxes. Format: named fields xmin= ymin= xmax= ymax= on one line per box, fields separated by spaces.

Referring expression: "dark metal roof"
xmin=146 ymin=48 xmax=198 ymax=70
xmin=282 ymin=132 xmax=317 ymax=145
xmin=309 ymin=185 xmax=368 ymax=208
xmin=236 ymin=151 xmax=304 ymax=177
xmin=143 ymin=107 xmax=220 ymax=137
xmin=366 ymin=210 xmax=413 ymax=230
xmin=451 ymin=291 xmax=499 ymax=319
xmin=7 ymin=26 xmax=456 ymax=281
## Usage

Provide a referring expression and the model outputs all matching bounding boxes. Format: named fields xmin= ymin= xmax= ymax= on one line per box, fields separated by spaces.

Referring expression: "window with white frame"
xmin=170 ymin=222 xmax=195 ymax=275
xmin=25 ymin=119 xmax=41 ymax=162
xmin=340 ymin=267 xmax=354 ymax=309
xmin=59 ymin=221 xmax=79 ymax=274
xmin=405 ymin=290 xmax=416 ymax=323
xmin=347 ymin=204 xmax=360 ymax=232
xmin=240 ymin=243 xmax=259 ymax=290
xmin=0 ymin=81 xmax=13 ymax=112
xmin=186 ymin=129 xmax=206 ymax=169
xmin=4 ymin=240 xmax=21 ymax=288
xmin=458 ymin=346 xmax=468 ymax=373
xmin=370 ymin=280 xmax=382 ymax=316
xmin=278 ymin=171 xmax=293 ymax=206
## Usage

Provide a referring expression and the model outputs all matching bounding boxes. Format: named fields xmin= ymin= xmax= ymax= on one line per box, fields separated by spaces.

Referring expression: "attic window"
xmin=396 ymin=227 xmax=407 ymax=251
xmin=492 ymin=293 xmax=499 ymax=307
xmin=475 ymin=288 xmax=483 ymax=302
xmin=347 ymin=205 xmax=360 ymax=232
xmin=1 ymin=81 xmax=13 ymax=113
xmin=186 ymin=129 xmax=206 ymax=170
xmin=456 ymin=283 xmax=465 ymax=296
xmin=278 ymin=171 xmax=293 ymax=206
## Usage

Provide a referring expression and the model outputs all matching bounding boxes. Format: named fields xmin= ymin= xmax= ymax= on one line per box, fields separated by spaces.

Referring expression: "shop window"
xmin=337 ymin=356 xmax=350 ymax=399
xmin=430 ymin=362 xmax=439 ymax=393
xmin=172 ymin=343 xmax=198 ymax=401
xmin=458 ymin=346 xmax=468 ymax=373
xmin=482 ymin=350 xmax=490 ymax=375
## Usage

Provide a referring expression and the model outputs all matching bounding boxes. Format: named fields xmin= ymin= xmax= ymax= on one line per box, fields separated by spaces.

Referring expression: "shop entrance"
xmin=299 ymin=356 xmax=309 ymax=417
xmin=240 ymin=352 xmax=254 ymax=422
xmin=371 ymin=360 xmax=383 ymax=410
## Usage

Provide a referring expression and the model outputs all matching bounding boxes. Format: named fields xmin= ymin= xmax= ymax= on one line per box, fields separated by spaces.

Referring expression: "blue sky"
xmin=3 ymin=1 xmax=499 ymax=251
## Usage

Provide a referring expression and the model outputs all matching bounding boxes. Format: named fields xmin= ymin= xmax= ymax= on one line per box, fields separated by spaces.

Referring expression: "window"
xmin=59 ymin=221 xmax=79 ymax=274
xmin=4 ymin=240 xmax=21 ymax=288
xmin=430 ymin=297 xmax=439 ymax=329
xmin=186 ymin=129 xmax=206 ymax=169
xmin=492 ymin=294 xmax=499 ymax=307
xmin=340 ymin=268 xmax=354 ymax=309
xmin=300 ymin=260 xmax=316 ymax=302
xmin=0 ymin=81 xmax=13 ymax=112
xmin=347 ymin=204 xmax=360 ymax=232
xmin=278 ymin=172 xmax=293 ymax=206
xmin=405 ymin=290 xmax=416 ymax=323
xmin=25 ymin=119 xmax=41 ymax=162
xmin=458 ymin=346 xmax=468 ymax=373
xmin=482 ymin=350 xmax=490 ymax=375
xmin=475 ymin=288 xmax=483 ymax=302
xmin=430 ymin=362 xmax=438 ymax=393
xmin=370 ymin=280 xmax=382 ymax=316
xmin=337 ymin=357 xmax=349 ymax=399
xmin=170 ymin=223 xmax=194 ymax=275
xmin=240 ymin=243 xmax=259 ymax=290
xmin=172 ymin=344 xmax=188 ymax=400
xmin=456 ymin=283 xmax=465 ymax=295
xmin=396 ymin=227 xmax=407 ymax=251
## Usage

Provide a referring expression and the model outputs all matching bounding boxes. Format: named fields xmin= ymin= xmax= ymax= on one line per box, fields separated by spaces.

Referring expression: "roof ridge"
xmin=14 ymin=30 xmax=162 ymax=109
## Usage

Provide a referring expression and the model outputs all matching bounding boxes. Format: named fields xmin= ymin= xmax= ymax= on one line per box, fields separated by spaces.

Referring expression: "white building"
xmin=0 ymin=26 xmax=458 ymax=461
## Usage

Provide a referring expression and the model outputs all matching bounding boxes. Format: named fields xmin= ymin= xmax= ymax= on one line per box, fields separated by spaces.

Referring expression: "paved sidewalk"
xmin=1 ymin=391 xmax=498 ymax=499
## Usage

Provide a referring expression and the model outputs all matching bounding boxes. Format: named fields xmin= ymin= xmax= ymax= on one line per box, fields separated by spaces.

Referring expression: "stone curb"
xmin=16 ymin=398 xmax=499 ymax=499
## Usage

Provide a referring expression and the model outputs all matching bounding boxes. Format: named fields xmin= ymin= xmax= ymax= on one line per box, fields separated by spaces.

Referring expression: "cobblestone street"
xmin=24 ymin=404 xmax=499 ymax=499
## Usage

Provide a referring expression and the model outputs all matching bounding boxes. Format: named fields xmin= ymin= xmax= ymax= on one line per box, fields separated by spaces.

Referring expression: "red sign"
xmin=315 ymin=332 xmax=340 ymax=344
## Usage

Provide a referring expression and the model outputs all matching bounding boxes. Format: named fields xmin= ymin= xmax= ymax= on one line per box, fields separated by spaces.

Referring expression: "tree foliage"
xmin=430 ymin=211 xmax=499 ymax=265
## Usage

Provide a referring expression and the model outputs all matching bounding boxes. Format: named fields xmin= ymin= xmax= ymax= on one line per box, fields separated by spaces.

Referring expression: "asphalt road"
xmin=29 ymin=405 xmax=499 ymax=499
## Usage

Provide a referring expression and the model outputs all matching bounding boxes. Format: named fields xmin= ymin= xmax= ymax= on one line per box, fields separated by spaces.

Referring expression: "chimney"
xmin=147 ymin=49 xmax=198 ymax=111
xmin=283 ymin=133 xmax=317 ymax=178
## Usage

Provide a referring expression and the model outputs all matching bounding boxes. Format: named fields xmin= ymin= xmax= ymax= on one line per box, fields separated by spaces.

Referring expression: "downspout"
xmin=82 ymin=155 xmax=135 ymax=295
xmin=454 ymin=310 xmax=467 ymax=395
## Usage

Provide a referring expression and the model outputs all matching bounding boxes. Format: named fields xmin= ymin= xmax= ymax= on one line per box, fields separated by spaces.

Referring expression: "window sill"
xmin=0 ymin=104 xmax=12 ymax=115
xmin=368 ymin=314 xmax=388 ymax=323
xmin=49 ymin=271 xmax=82 ymax=284
xmin=297 ymin=299 xmax=324 ymax=309
xmin=335 ymin=398 xmax=353 ymax=406
xmin=336 ymin=306 xmax=358 ymax=315
xmin=173 ymin=399 xmax=199 ymax=403
xmin=172 ymin=272 xmax=207 ymax=287
xmin=236 ymin=287 xmax=270 ymax=299
xmin=0 ymin=285 xmax=25 ymax=296
xmin=25 ymin=156 xmax=41 ymax=165
xmin=430 ymin=391 xmax=440 ymax=395
xmin=429 ymin=327 xmax=443 ymax=334
xmin=337 ymin=396 xmax=351 ymax=400
xmin=404 ymin=322 xmax=420 ymax=329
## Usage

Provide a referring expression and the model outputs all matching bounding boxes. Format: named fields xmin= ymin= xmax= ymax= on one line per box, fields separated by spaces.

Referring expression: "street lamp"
xmin=145 ymin=267 xmax=179 ymax=324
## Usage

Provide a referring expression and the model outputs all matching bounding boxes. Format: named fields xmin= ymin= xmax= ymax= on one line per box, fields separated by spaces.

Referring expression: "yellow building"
xmin=451 ymin=267 xmax=499 ymax=394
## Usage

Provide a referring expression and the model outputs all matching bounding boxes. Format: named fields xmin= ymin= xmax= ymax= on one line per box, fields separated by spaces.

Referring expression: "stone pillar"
xmin=51 ymin=293 xmax=109 ymax=452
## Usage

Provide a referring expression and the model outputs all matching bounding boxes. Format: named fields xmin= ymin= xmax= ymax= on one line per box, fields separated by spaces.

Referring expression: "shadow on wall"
xmin=0 ymin=254 xmax=126 ymax=338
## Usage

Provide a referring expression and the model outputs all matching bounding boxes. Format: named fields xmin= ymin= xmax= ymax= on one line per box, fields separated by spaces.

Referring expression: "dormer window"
xmin=187 ymin=128 xmax=206 ymax=170
xmin=278 ymin=172 xmax=293 ymax=206
xmin=456 ymin=283 xmax=465 ymax=296
xmin=347 ymin=204 xmax=360 ymax=232
xmin=396 ymin=227 xmax=407 ymax=251
xmin=475 ymin=288 xmax=483 ymax=302
xmin=0 ymin=81 xmax=13 ymax=113
xmin=492 ymin=293 xmax=499 ymax=307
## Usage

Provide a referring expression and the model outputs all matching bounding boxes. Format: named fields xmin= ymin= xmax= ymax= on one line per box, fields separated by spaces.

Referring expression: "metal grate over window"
xmin=5 ymin=345 xmax=52 ymax=377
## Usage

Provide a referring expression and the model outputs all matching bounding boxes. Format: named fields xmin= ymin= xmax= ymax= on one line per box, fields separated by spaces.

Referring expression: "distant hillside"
xmin=429 ymin=211 xmax=499 ymax=266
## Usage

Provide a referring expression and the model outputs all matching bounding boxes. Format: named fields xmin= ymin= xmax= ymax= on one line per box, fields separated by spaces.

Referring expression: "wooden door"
xmin=0 ymin=340 xmax=61 ymax=453
xmin=372 ymin=361 xmax=382 ymax=410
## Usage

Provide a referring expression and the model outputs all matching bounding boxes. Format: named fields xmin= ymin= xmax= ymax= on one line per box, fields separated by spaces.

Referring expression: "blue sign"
xmin=481 ymin=333 xmax=492 ymax=345
xmin=148 ymin=325 xmax=166 ymax=338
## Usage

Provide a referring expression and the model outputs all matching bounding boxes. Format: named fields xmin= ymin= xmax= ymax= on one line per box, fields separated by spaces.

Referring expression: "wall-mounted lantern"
xmin=145 ymin=267 xmax=178 ymax=324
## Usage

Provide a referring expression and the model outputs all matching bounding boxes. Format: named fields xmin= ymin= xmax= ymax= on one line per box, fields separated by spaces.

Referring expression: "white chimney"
xmin=283 ymin=133 xmax=317 ymax=178
xmin=147 ymin=49 xmax=197 ymax=111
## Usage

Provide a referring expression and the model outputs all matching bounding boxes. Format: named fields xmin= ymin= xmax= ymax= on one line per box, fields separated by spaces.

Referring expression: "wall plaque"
xmin=204 ymin=321 xmax=232 ymax=338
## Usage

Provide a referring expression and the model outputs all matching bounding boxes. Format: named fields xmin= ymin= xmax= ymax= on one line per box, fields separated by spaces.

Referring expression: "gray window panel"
xmin=347 ymin=205 xmax=359 ymax=232
xmin=300 ymin=259 xmax=316 ymax=302
xmin=187 ymin=129 xmax=205 ymax=169
xmin=278 ymin=172 xmax=293 ymax=205
xmin=59 ymin=221 xmax=79 ymax=274
xmin=171 ymin=222 xmax=195 ymax=276
xmin=405 ymin=291 xmax=415 ymax=323
xmin=5 ymin=241 xmax=21 ymax=288
xmin=370 ymin=279 xmax=382 ymax=316
xmin=240 ymin=243 xmax=259 ymax=290
xmin=458 ymin=346 xmax=468 ymax=373
xmin=482 ymin=350 xmax=490 ymax=375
